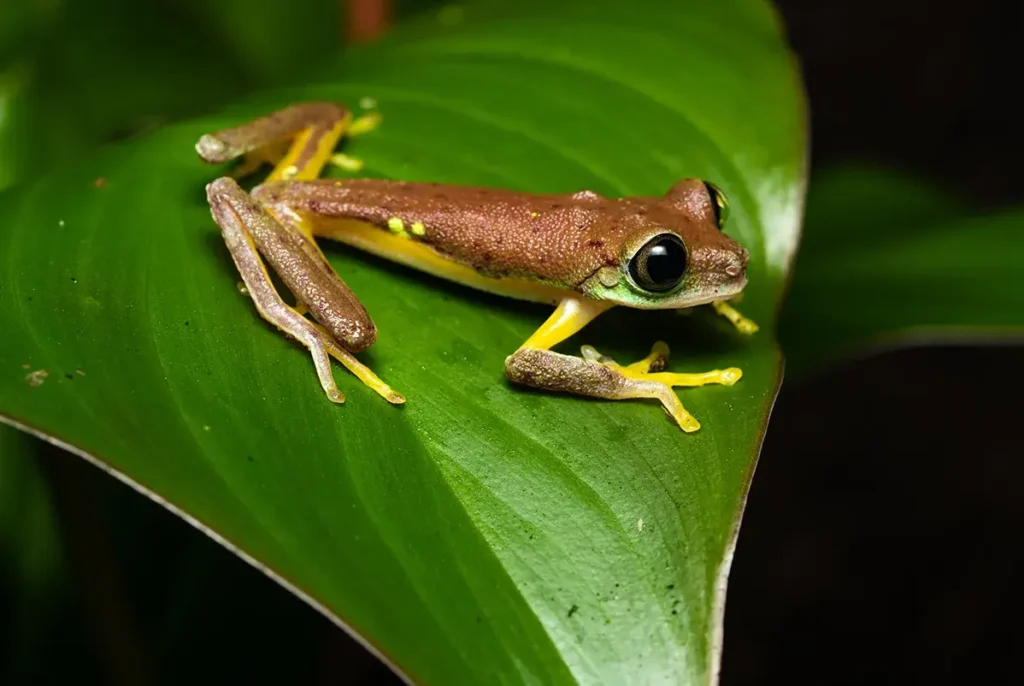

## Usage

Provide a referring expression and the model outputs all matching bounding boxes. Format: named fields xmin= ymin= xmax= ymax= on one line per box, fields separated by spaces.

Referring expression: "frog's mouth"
xmin=666 ymin=273 xmax=748 ymax=310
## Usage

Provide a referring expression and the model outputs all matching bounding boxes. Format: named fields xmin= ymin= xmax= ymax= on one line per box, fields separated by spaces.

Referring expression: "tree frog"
xmin=196 ymin=102 xmax=757 ymax=432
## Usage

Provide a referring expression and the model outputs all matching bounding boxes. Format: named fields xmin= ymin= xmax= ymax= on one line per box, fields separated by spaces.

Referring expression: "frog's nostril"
xmin=725 ymin=249 xmax=748 ymax=278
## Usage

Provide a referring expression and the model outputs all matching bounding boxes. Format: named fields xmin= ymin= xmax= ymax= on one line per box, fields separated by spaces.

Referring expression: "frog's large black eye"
xmin=703 ymin=181 xmax=729 ymax=230
xmin=629 ymin=233 xmax=688 ymax=293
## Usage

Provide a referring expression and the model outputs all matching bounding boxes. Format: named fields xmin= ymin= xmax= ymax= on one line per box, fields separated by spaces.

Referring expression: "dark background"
xmin=4 ymin=0 xmax=1021 ymax=684
xmin=727 ymin=1 xmax=1022 ymax=683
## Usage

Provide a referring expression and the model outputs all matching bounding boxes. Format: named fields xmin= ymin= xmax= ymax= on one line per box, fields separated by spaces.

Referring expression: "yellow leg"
xmin=320 ymin=336 xmax=405 ymax=405
xmin=584 ymin=341 xmax=741 ymax=386
xmin=519 ymin=297 xmax=615 ymax=350
xmin=505 ymin=298 xmax=743 ymax=432
xmin=712 ymin=300 xmax=759 ymax=334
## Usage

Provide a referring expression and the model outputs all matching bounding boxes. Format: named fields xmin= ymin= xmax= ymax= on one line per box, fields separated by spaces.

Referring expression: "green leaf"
xmin=0 ymin=1 xmax=806 ymax=683
xmin=780 ymin=165 xmax=1024 ymax=377
xmin=0 ymin=0 xmax=324 ymax=193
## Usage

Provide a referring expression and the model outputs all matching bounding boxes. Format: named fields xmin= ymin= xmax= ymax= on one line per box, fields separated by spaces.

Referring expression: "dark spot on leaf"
xmin=246 ymin=455 xmax=254 ymax=462
xmin=587 ymin=239 xmax=605 ymax=248
xmin=184 ymin=321 xmax=190 ymax=326
xmin=567 ymin=604 xmax=579 ymax=618
xmin=70 ymin=277 xmax=77 ymax=283
xmin=666 ymin=584 xmax=675 ymax=590
xmin=671 ymin=609 xmax=678 ymax=615
xmin=65 ymin=373 xmax=74 ymax=381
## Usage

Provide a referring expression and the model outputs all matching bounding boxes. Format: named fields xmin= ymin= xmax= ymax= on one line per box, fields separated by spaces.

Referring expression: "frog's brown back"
xmin=256 ymin=179 xmax=680 ymax=288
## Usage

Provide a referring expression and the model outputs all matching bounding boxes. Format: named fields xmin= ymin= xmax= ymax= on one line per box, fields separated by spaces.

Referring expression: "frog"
xmin=196 ymin=102 xmax=758 ymax=432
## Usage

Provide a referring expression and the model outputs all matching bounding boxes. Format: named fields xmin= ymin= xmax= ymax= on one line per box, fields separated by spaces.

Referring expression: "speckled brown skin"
xmin=505 ymin=348 xmax=629 ymax=397
xmin=252 ymin=178 xmax=748 ymax=294
xmin=209 ymin=177 xmax=376 ymax=352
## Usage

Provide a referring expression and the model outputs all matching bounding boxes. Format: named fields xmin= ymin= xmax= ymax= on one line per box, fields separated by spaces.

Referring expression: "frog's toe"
xmin=579 ymin=340 xmax=670 ymax=373
xmin=610 ymin=341 xmax=743 ymax=390
xmin=329 ymin=153 xmax=365 ymax=172
xmin=618 ymin=374 xmax=701 ymax=432
xmin=625 ymin=341 xmax=670 ymax=373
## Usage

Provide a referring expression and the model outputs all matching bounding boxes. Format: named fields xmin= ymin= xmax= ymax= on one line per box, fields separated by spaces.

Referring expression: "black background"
xmin=726 ymin=1 xmax=1021 ymax=683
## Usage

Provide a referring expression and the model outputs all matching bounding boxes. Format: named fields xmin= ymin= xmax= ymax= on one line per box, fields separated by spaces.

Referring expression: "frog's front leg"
xmin=712 ymin=300 xmax=759 ymax=335
xmin=504 ymin=298 xmax=741 ymax=432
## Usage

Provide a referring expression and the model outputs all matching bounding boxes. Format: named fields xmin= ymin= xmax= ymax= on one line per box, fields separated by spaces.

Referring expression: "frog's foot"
xmin=712 ymin=300 xmax=759 ymax=335
xmin=319 ymin=331 xmax=406 ymax=405
xmin=505 ymin=342 xmax=742 ymax=433
xmin=582 ymin=341 xmax=741 ymax=431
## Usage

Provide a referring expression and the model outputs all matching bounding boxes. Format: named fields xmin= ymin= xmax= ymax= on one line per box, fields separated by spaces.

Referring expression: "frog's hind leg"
xmin=504 ymin=299 xmax=741 ymax=432
xmin=206 ymin=176 xmax=404 ymax=405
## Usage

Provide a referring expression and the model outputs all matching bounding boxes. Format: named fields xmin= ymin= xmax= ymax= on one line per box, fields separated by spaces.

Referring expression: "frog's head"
xmin=581 ymin=179 xmax=750 ymax=310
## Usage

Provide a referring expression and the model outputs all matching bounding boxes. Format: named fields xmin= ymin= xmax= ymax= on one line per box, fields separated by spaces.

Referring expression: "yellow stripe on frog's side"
xmin=313 ymin=217 xmax=573 ymax=305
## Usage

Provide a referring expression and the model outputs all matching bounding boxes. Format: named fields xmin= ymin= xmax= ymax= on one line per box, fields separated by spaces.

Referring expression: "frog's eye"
xmin=703 ymin=181 xmax=729 ymax=230
xmin=629 ymin=233 xmax=688 ymax=293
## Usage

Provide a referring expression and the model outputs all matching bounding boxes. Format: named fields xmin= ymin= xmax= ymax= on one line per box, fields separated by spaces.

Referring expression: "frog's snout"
xmin=724 ymin=248 xmax=749 ymax=278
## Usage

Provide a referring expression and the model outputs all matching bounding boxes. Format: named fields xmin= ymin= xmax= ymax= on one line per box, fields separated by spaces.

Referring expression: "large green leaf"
xmin=0 ymin=1 xmax=806 ymax=683
xmin=0 ymin=0 xmax=356 ymax=194
xmin=781 ymin=165 xmax=1024 ymax=377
